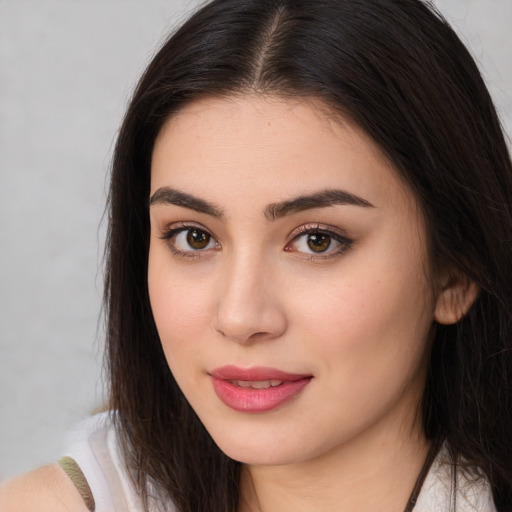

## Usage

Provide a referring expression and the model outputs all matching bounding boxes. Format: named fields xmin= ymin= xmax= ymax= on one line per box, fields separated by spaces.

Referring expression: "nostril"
xmin=213 ymin=308 xmax=287 ymax=344
xmin=213 ymin=271 xmax=287 ymax=342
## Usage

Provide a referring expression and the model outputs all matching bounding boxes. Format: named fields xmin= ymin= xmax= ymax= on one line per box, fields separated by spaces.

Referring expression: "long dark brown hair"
xmin=104 ymin=1 xmax=512 ymax=510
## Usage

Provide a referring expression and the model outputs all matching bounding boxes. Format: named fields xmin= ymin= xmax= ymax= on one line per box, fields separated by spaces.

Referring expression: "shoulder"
xmin=62 ymin=412 xmax=150 ymax=511
xmin=415 ymin=445 xmax=497 ymax=512
xmin=0 ymin=464 xmax=90 ymax=512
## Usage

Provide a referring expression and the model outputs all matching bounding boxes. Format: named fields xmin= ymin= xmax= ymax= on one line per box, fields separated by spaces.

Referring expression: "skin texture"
xmin=0 ymin=464 xmax=88 ymax=512
xmin=148 ymin=95 xmax=474 ymax=512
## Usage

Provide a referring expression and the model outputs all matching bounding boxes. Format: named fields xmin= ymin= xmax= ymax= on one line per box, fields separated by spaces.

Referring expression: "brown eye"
xmin=306 ymin=233 xmax=331 ymax=253
xmin=186 ymin=229 xmax=211 ymax=250
xmin=287 ymin=226 xmax=352 ymax=259
xmin=162 ymin=226 xmax=218 ymax=255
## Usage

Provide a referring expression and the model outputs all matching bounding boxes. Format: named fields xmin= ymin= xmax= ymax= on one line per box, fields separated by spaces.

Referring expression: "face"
xmin=148 ymin=95 xmax=437 ymax=467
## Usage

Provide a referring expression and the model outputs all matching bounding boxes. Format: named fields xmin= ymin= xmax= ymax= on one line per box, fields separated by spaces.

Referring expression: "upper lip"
xmin=210 ymin=365 xmax=311 ymax=381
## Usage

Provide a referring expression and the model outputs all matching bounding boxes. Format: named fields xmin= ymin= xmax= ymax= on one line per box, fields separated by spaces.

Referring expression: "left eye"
xmin=288 ymin=229 xmax=351 ymax=257
xmin=302 ymin=233 xmax=333 ymax=253
xmin=293 ymin=232 xmax=338 ymax=253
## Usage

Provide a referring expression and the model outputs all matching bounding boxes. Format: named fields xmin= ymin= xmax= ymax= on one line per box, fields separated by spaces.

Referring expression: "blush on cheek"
xmin=149 ymin=278 xmax=214 ymax=355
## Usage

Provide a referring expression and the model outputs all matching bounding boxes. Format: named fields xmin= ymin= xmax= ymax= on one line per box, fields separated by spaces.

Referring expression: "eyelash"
xmin=159 ymin=222 xmax=220 ymax=259
xmin=287 ymin=224 xmax=354 ymax=260
xmin=158 ymin=222 xmax=354 ymax=261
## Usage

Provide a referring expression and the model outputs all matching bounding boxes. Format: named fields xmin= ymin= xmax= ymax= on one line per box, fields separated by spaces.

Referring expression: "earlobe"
xmin=434 ymin=271 xmax=479 ymax=325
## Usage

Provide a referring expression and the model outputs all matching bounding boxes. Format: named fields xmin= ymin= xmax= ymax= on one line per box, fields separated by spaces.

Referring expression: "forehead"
xmin=150 ymin=94 xmax=415 ymax=214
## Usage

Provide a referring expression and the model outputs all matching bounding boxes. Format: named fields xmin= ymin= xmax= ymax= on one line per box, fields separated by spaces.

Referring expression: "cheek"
xmin=148 ymin=251 xmax=212 ymax=358
xmin=287 ymin=248 xmax=434 ymax=381
xmin=295 ymin=275 xmax=433 ymax=435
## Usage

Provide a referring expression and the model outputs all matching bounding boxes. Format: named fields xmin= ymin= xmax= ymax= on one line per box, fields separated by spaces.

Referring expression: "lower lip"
xmin=211 ymin=377 xmax=312 ymax=413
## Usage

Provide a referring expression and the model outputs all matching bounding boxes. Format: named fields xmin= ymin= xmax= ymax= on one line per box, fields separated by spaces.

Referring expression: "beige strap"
xmin=57 ymin=456 xmax=96 ymax=512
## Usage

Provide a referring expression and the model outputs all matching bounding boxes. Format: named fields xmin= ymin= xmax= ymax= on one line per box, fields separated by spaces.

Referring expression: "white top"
xmin=61 ymin=413 xmax=497 ymax=512
xmin=61 ymin=413 xmax=156 ymax=512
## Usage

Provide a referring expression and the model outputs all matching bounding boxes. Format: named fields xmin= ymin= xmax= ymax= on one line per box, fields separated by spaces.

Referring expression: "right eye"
xmin=160 ymin=225 xmax=220 ymax=257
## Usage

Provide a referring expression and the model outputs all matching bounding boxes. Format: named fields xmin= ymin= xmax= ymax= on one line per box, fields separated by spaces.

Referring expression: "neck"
xmin=239 ymin=415 xmax=429 ymax=512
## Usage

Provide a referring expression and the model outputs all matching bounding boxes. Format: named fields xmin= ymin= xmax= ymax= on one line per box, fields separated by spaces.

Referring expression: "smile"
xmin=229 ymin=379 xmax=283 ymax=389
xmin=210 ymin=366 xmax=312 ymax=413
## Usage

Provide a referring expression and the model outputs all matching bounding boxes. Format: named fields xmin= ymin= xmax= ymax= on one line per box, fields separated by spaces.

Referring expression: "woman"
xmin=1 ymin=0 xmax=511 ymax=511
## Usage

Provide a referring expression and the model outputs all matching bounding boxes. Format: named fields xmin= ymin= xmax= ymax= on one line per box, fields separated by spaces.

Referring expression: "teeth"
xmin=251 ymin=380 xmax=272 ymax=389
xmin=231 ymin=379 xmax=283 ymax=389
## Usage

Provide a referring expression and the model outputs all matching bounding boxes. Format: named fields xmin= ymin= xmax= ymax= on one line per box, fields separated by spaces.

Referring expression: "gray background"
xmin=1 ymin=0 xmax=511 ymax=481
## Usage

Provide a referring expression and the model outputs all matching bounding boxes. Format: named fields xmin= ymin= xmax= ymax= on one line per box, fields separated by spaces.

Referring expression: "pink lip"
xmin=210 ymin=365 xmax=312 ymax=413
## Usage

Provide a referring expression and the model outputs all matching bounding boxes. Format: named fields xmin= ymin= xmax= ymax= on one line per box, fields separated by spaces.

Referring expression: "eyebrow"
xmin=264 ymin=189 xmax=374 ymax=220
xmin=149 ymin=186 xmax=374 ymax=220
xmin=149 ymin=187 xmax=225 ymax=219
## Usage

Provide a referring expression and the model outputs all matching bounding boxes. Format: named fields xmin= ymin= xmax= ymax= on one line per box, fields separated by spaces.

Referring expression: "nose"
xmin=213 ymin=254 xmax=287 ymax=343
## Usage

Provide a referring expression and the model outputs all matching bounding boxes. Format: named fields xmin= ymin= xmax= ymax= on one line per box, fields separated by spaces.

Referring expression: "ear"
xmin=434 ymin=269 xmax=479 ymax=325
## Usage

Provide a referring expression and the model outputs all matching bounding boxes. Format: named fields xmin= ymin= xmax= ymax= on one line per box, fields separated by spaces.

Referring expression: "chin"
xmin=202 ymin=421 xmax=321 ymax=467
xmin=218 ymin=442 xmax=300 ymax=466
